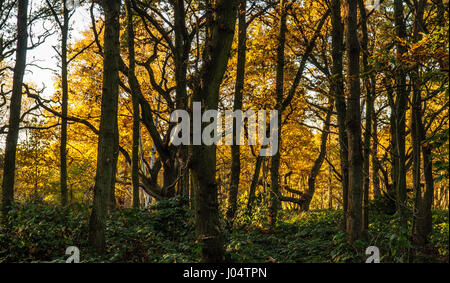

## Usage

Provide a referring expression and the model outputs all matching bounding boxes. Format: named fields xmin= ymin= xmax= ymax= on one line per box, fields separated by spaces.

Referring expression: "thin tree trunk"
xmin=359 ymin=0 xmax=372 ymax=236
xmin=421 ymin=138 xmax=435 ymax=241
xmin=173 ymin=0 xmax=189 ymax=197
xmin=386 ymin=80 xmax=398 ymax=199
xmin=88 ymin=0 xmax=121 ymax=254
xmin=269 ymin=0 xmax=287 ymax=230
xmin=132 ymin=103 xmax=140 ymax=208
xmin=247 ymin=155 xmax=263 ymax=215
xmin=393 ymin=0 xmax=408 ymax=217
xmin=372 ymin=93 xmax=381 ymax=198
xmin=328 ymin=148 xmax=333 ymax=210
xmin=109 ymin=121 xmax=119 ymax=211
xmin=227 ymin=0 xmax=247 ymax=222
xmin=60 ymin=1 xmax=69 ymax=206
xmin=330 ymin=0 xmax=348 ymax=229
xmin=411 ymin=7 xmax=424 ymax=247
xmin=1 ymin=0 xmax=29 ymax=220
xmin=344 ymin=0 xmax=364 ymax=243
xmin=126 ymin=0 xmax=140 ymax=209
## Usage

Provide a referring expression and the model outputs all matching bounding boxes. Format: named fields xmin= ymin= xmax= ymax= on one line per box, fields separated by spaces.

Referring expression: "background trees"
xmin=0 ymin=0 xmax=448 ymax=262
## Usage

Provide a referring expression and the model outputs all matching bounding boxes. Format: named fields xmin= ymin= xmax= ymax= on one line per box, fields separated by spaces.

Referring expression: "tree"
xmin=268 ymin=0 xmax=329 ymax=228
xmin=88 ymin=0 xmax=121 ymax=254
xmin=358 ymin=0 xmax=374 ymax=235
xmin=298 ymin=101 xmax=334 ymax=212
xmin=125 ymin=0 xmax=140 ymax=209
xmin=411 ymin=0 xmax=426 ymax=247
xmin=268 ymin=0 xmax=287 ymax=229
xmin=190 ymin=0 xmax=239 ymax=263
xmin=226 ymin=0 xmax=247 ymax=223
xmin=45 ymin=0 xmax=72 ymax=206
xmin=330 ymin=0 xmax=348 ymax=229
xmin=1 ymin=0 xmax=29 ymax=220
xmin=59 ymin=0 xmax=70 ymax=207
xmin=344 ymin=0 xmax=363 ymax=242
xmin=393 ymin=0 xmax=408 ymax=217
xmin=411 ymin=0 xmax=443 ymax=247
xmin=120 ymin=0 xmax=193 ymax=200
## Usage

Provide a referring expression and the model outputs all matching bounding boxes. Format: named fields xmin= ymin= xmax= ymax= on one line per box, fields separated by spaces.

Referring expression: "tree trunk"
xmin=191 ymin=0 xmax=239 ymax=263
xmin=126 ymin=0 xmax=140 ymax=209
xmin=372 ymin=92 xmax=381 ymax=198
xmin=163 ymin=160 xmax=177 ymax=198
xmin=1 ymin=0 xmax=28 ymax=220
xmin=109 ymin=120 xmax=119 ymax=211
xmin=386 ymin=80 xmax=397 ymax=199
xmin=60 ymin=1 xmax=69 ymax=206
xmin=393 ymin=0 xmax=408 ymax=217
xmin=422 ymin=142 xmax=434 ymax=238
xmin=173 ymin=0 xmax=189 ymax=197
xmin=359 ymin=0 xmax=373 ymax=236
xmin=227 ymin=0 xmax=247 ymax=222
xmin=328 ymin=155 xmax=333 ymax=210
xmin=330 ymin=0 xmax=348 ymax=229
xmin=411 ymin=0 xmax=434 ymax=247
xmin=131 ymin=99 xmax=140 ymax=209
xmin=344 ymin=0 xmax=364 ymax=243
xmin=269 ymin=0 xmax=287 ymax=230
xmin=88 ymin=0 xmax=121 ymax=254
xmin=247 ymin=155 xmax=263 ymax=215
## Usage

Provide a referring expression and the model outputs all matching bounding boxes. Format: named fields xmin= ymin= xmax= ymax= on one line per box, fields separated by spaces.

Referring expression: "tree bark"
xmin=330 ymin=0 xmax=348 ymax=229
xmin=393 ymin=0 xmax=408 ymax=217
xmin=372 ymin=96 xmax=381 ymax=198
xmin=344 ymin=0 xmax=364 ymax=243
xmin=191 ymin=0 xmax=239 ymax=263
xmin=173 ymin=0 xmax=189 ymax=197
xmin=126 ymin=0 xmax=140 ymax=209
xmin=162 ymin=159 xmax=177 ymax=197
xmin=247 ymin=154 xmax=263 ymax=215
xmin=1 ymin=0 xmax=28 ymax=220
xmin=88 ymin=0 xmax=121 ymax=254
xmin=269 ymin=0 xmax=287 ymax=230
xmin=227 ymin=0 xmax=247 ymax=222
xmin=411 ymin=0 xmax=434 ymax=247
xmin=60 ymin=0 xmax=69 ymax=206
xmin=358 ymin=0 xmax=373 ymax=236
xmin=386 ymin=80 xmax=397 ymax=199
xmin=109 ymin=116 xmax=119 ymax=211
xmin=421 ymin=142 xmax=435 ymax=239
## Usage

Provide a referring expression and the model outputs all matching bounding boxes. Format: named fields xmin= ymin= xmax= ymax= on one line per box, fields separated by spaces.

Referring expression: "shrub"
xmin=0 ymin=201 xmax=89 ymax=263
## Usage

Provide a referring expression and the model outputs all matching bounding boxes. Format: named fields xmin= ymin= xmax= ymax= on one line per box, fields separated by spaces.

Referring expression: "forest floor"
xmin=0 ymin=197 xmax=448 ymax=263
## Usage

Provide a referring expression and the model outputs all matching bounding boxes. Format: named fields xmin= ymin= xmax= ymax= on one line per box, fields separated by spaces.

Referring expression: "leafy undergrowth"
xmin=0 ymin=198 xmax=448 ymax=263
xmin=0 ymin=197 xmax=198 ymax=263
